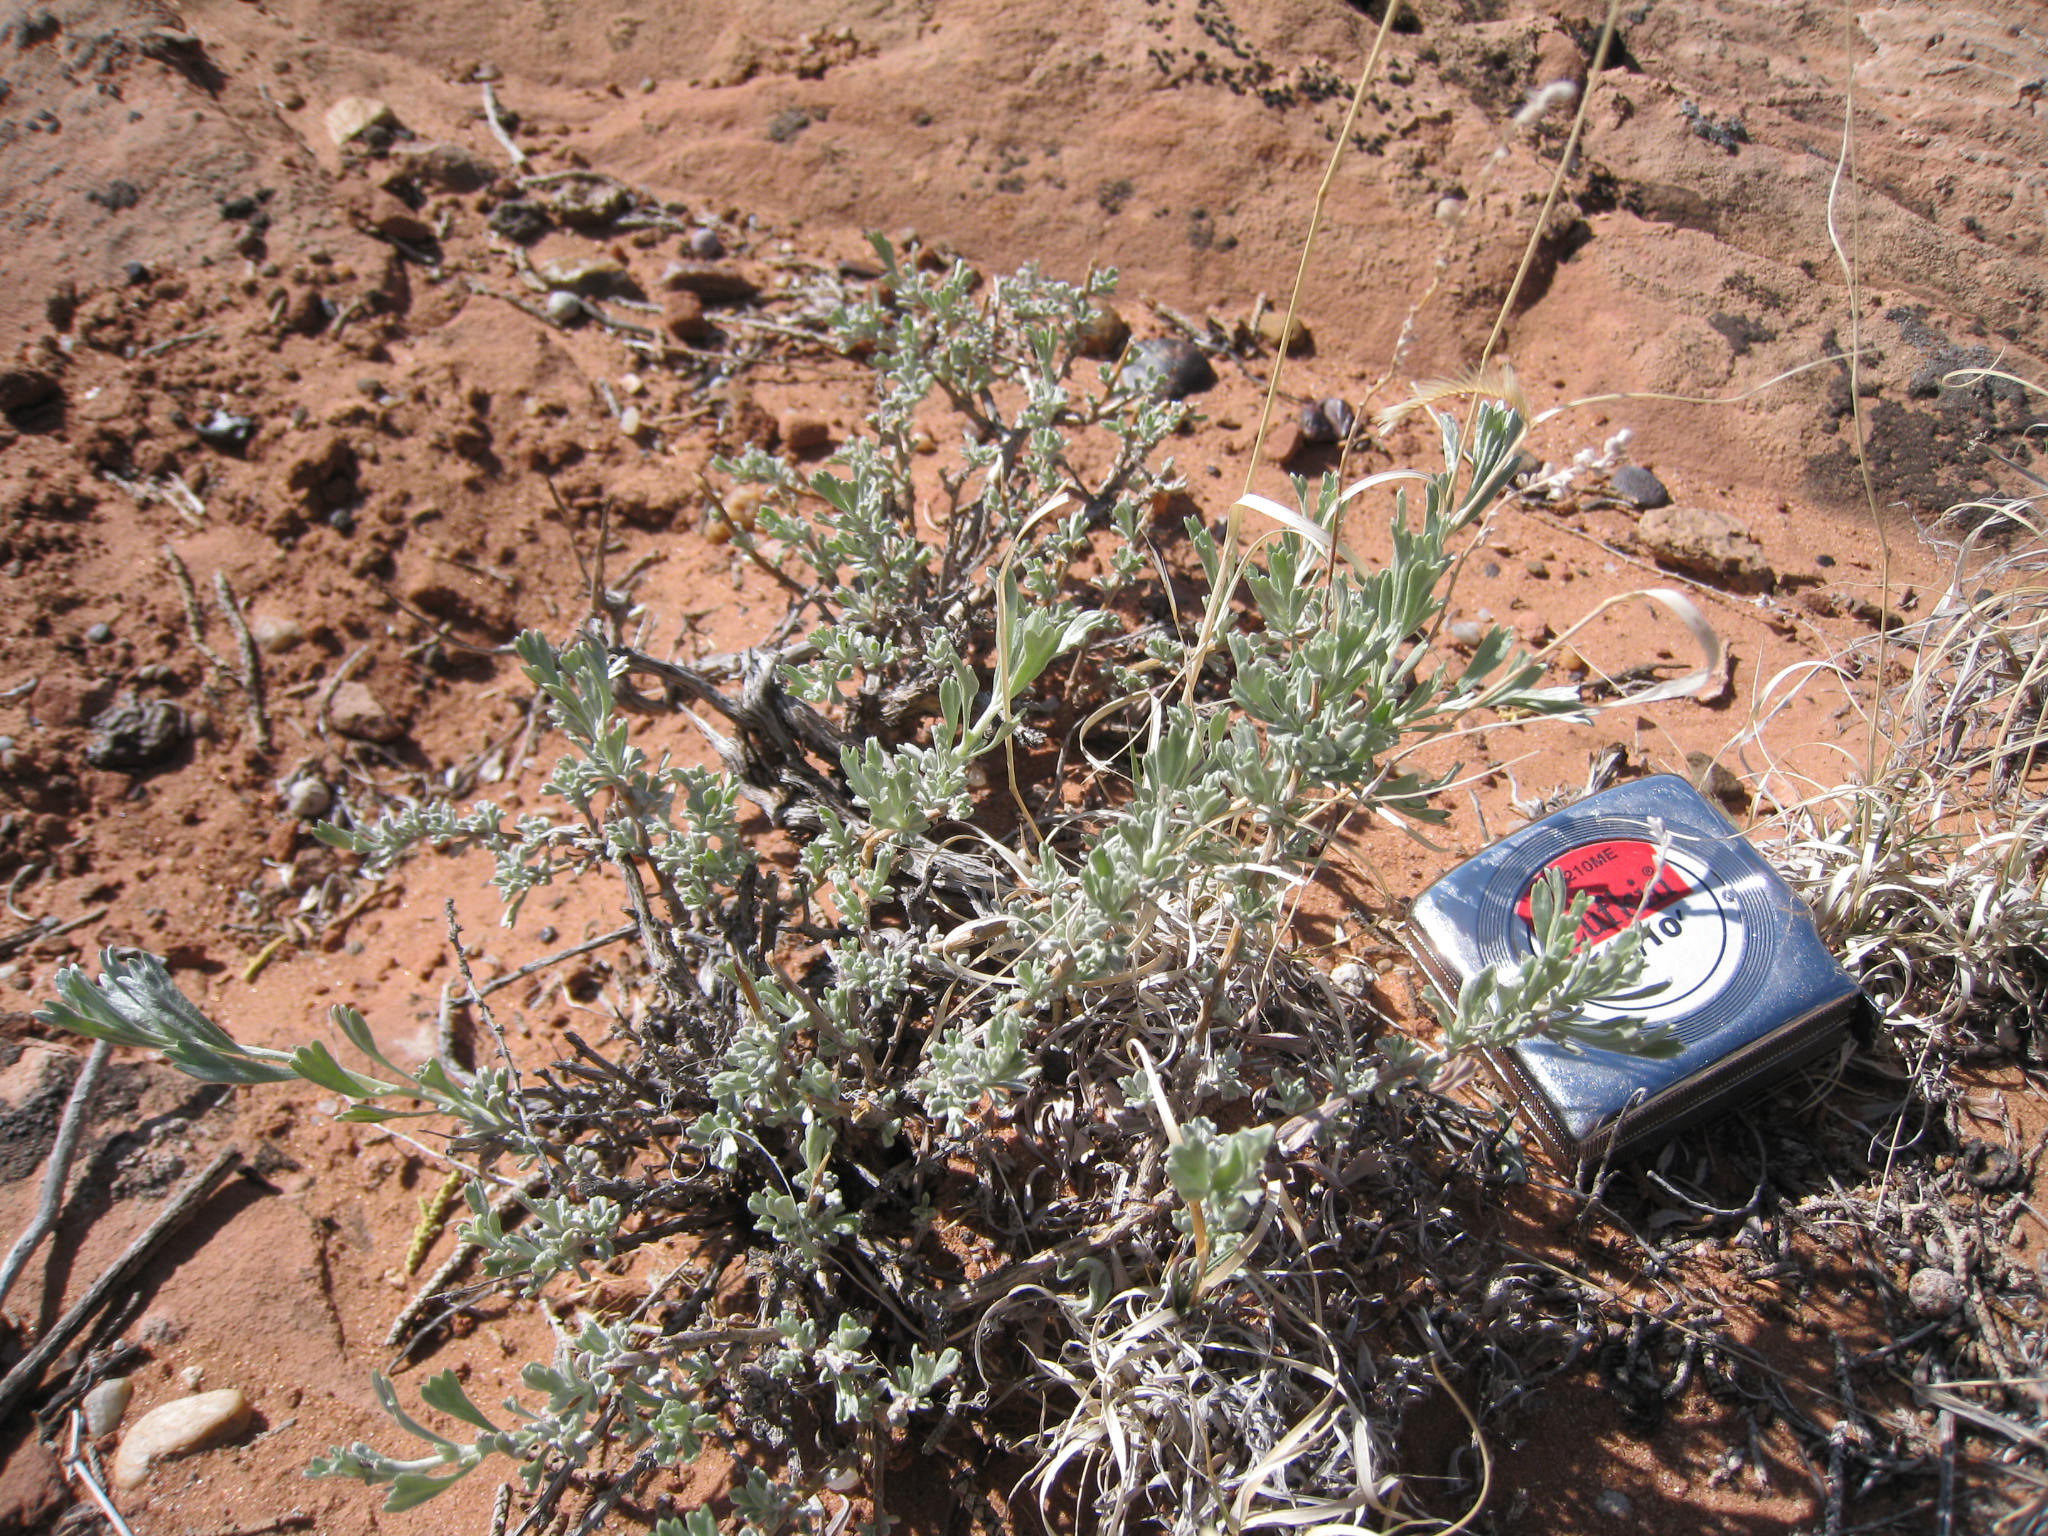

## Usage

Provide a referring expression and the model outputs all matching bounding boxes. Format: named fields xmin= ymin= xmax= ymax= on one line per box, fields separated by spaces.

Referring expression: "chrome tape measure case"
xmin=1407 ymin=775 xmax=1863 ymax=1167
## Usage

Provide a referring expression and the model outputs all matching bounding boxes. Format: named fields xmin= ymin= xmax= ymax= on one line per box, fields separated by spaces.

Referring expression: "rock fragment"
xmin=84 ymin=695 xmax=186 ymax=771
xmin=328 ymin=681 xmax=404 ymax=743
xmin=781 ymin=413 xmax=832 ymax=453
xmin=0 ymin=1433 xmax=67 ymax=1533
xmin=1124 ymin=337 xmax=1216 ymax=401
xmin=1255 ymin=310 xmax=1313 ymax=356
xmin=83 ymin=1376 xmax=132 ymax=1437
xmin=1633 ymin=504 xmax=1771 ymax=588
xmin=663 ymin=290 xmax=714 ymax=344
xmin=111 ymin=1389 xmax=252 ymax=1489
xmin=487 ymin=200 xmax=550 ymax=243
xmin=0 ymin=366 xmax=61 ymax=418
xmin=403 ymin=141 xmax=496 ymax=193
xmin=1075 ymin=302 xmax=1130 ymax=360
xmin=1612 ymin=465 xmax=1670 ymax=509
xmin=1685 ymin=752 xmax=1749 ymax=813
xmin=324 ymin=97 xmax=396 ymax=147
xmin=660 ymin=262 xmax=760 ymax=305
xmin=537 ymin=257 xmax=637 ymax=298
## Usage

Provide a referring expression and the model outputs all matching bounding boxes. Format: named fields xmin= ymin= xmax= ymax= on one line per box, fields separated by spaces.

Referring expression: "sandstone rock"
xmin=1633 ymin=504 xmax=1772 ymax=588
xmin=324 ymin=97 xmax=397 ymax=147
xmin=1255 ymin=309 xmax=1313 ymax=356
xmin=346 ymin=188 xmax=433 ymax=244
xmin=1685 ymin=751 xmax=1749 ymax=813
xmin=663 ymin=290 xmax=714 ymax=344
xmin=111 ymin=1389 xmax=251 ymax=1489
xmin=0 ymin=1433 xmax=67 ymax=1534
xmin=402 ymin=141 xmax=496 ymax=193
xmin=781 ymin=412 xmax=832 ymax=453
xmin=281 ymin=432 xmax=359 ymax=516
xmin=0 ymin=367 xmax=60 ymax=417
xmin=537 ymin=257 xmax=637 ymax=298
xmin=329 ymin=681 xmax=404 ymax=743
xmin=1264 ymin=418 xmax=1307 ymax=466
xmin=659 ymin=262 xmax=760 ymax=305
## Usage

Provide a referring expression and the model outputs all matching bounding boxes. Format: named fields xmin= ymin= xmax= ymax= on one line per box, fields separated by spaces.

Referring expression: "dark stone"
xmin=1612 ymin=465 xmax=1670 ymax=509
xmin=0 ymin=367 xmax=59 ymax=415
xmin=87 ymin=179 xmax=139 ymax=210
xmin=122 ymin=260 xmax=150 ymax=285
xmin=1123 ymin=337 xmax=1216 ymax=400
xmin=487 ymin=199 xmax=550 ymax=243
xmin=84 ymin=694 xmax=187 ymax=770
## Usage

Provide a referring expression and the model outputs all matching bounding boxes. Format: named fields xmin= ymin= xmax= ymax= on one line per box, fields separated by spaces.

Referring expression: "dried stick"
xmin=482 ymin=83 xmax=528 ymax=171
xmin=476 ymin=923 xmax=637 ymax=998
xmin=213 ymin=570 xmax=273 ymax=752
xmin=0 ymin=1148 xmax=241 ymax=1424
xmin=0 ymin=1040 xmax=111 ymax=1310
xmin=161 ymin=545 xmax=236 ymax=695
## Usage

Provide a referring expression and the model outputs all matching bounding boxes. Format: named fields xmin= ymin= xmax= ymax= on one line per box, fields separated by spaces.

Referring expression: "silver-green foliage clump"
xmin=39 ymin=241 xmax=1666 ymax=1534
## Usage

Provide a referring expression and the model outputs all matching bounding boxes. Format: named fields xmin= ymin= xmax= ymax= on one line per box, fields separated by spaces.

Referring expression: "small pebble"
xmin=1816 ymin=553 xmax=1836 ymax=568
xmin=111 ymin=1388 xmax=251 ymax=1489
xmin=686 ymin=227 xmax=725 ymax=260
xmin=1525 ymin=559 xmax=1549 ymax=579
xmin=537 ymin=925 xmax=559 ymax=945
xmin=83 ymin=1376 xmax=132 ymax=1437
xmin=619 ymin=372 xmax=645 ymax=396
xmin=1908 ymin=1266 xmax=1963 ymax=1318
xmin=85 ymin=622 xmax=113 ymax=644
xmin=251 ymin=616 xmax=304 ymax=653
xmin=284 ymin=778 xmax=331 ymax=820
xmin=1330 ymin=961 xmax=1368 ymax=994
xmin=618 ymin=406 xmax=643 ymax=438
xmin=544 ymin=291 xmax=584 ymax=326
xmin=1612 ymin=464 xmax=1670 ymax=509
xmin=1447 ymin=620 xmax=1485 ymax=649
xmin=124 ymin=260 xmax=152 ymax=286
xmin=1318 ymin=397 xmax=1356 ymax=443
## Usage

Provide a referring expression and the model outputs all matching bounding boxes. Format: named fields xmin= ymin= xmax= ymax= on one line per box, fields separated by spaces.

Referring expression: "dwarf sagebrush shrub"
xmin=39 ymin=243 xmax=1666 ymax=1533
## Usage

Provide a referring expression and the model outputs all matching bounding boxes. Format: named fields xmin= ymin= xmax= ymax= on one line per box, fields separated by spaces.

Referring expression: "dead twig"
xmin=0 ymin=1040 xmax=111 ymax=1310
xmin=476 ymin=923 xmax=637 ymax=998
xmin=0 ymin=1149 xmax=242 ymax=1424
xmin=482 ymin=82 xmax=527 ymax=170
xmin=212 ymin=570 xmax=273 ymax=752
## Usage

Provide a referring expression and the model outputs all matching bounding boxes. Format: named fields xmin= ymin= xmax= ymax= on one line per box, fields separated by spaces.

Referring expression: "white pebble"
xmin=1331 ymin=961 xmax=1369 ymax=994
xmin=284 ymin=778 xmax=331 ymax=820
xmin=544 ymin=291 xmax=583 ymax=325
xmin=618 ymin=406 xmax=643 ymax=437
xmin=619 ymin=372 xmax=645 ymax=396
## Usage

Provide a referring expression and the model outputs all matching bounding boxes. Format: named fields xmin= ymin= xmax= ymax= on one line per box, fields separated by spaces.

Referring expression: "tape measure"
xmin=1407 ymin=774 xmax=1863 ymax=1167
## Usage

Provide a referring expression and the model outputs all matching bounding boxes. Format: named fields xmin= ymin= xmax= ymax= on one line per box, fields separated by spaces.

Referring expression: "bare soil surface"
xmin=0 ymin=1 xmax=2041 ymax=1532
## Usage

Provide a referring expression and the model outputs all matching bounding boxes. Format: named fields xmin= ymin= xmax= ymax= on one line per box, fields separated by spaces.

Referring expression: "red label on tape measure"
xmin=1517 ymin=838 xmax=1747 ymax=1027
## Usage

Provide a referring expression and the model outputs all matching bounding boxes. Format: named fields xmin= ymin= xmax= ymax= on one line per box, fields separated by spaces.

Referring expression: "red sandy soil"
xmin=0 ymin=0 xmax=2041 ymax=1532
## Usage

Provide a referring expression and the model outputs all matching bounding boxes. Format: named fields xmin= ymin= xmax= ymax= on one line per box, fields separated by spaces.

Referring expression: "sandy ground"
xmin=0 ymin=0 xmax=2042 ymax=1531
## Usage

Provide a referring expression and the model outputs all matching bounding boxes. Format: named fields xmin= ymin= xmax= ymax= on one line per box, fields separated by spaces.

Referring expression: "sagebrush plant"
xmin=40 ymin=241 xmax=1672 ymax=1533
